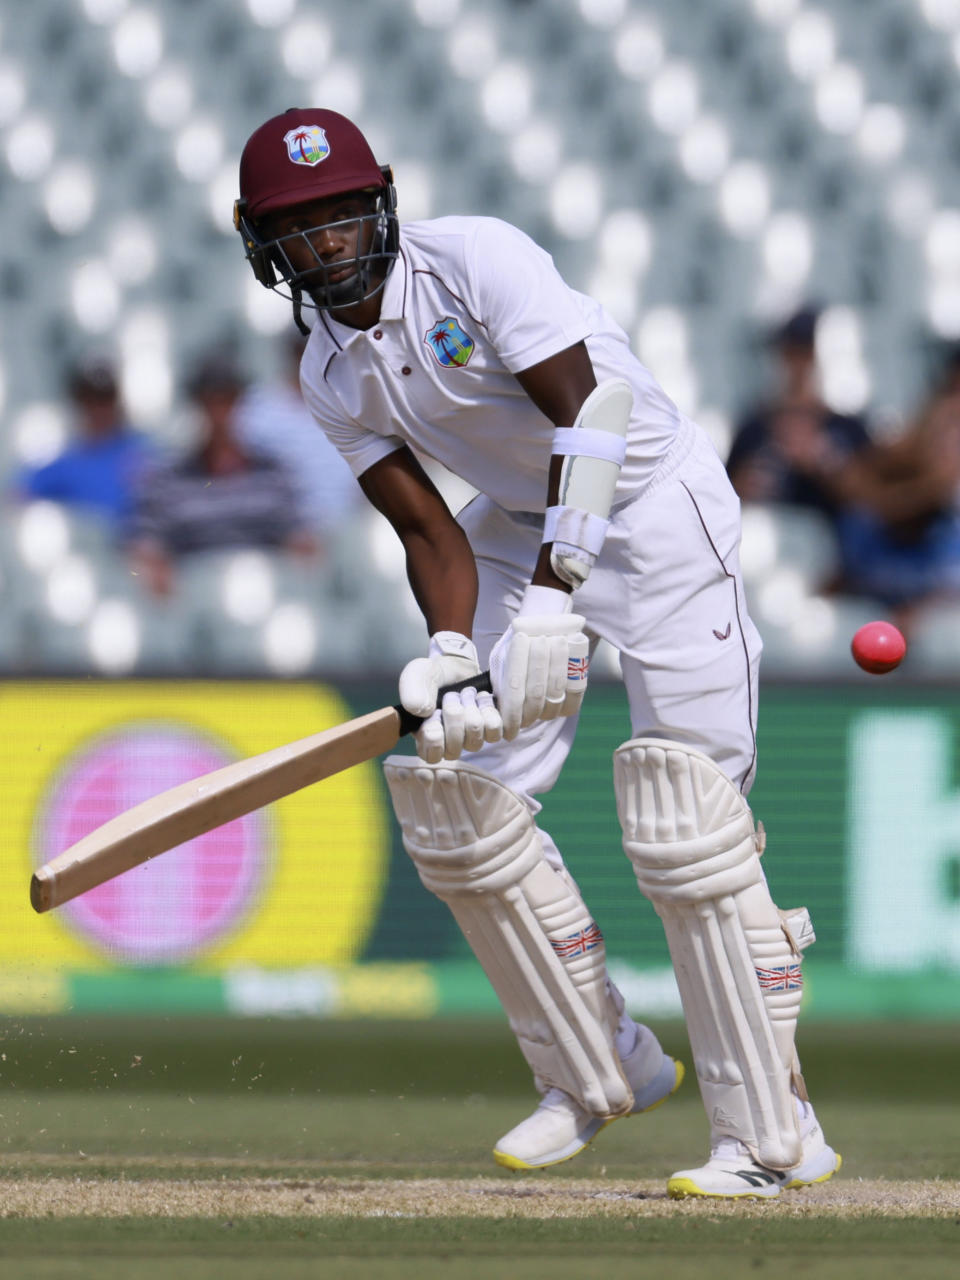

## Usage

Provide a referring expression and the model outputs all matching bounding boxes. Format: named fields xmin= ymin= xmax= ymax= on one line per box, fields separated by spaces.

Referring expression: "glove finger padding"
xmin=491 ymin=613 xmax=589 ymax=740
xmin=440 ymin=689 xmax=467 ymax=759
xmin=477 ymin=690 xmax=503 ymax=743
xmin=412 ymin=688 xmax=504 ymax=762
xmin=414 ymin=709 xmax=446 ymax=764
xmin=458 ymin=686 xmax=484 ymax=754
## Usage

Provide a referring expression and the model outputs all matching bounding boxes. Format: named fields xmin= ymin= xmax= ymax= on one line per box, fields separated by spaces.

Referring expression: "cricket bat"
xmin=30 ymin=671 xmax=492 ymax=914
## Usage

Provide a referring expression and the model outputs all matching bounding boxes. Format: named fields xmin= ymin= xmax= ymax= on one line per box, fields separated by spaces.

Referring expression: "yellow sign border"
xmin=0 ymin=681 xmax=389 ymax=971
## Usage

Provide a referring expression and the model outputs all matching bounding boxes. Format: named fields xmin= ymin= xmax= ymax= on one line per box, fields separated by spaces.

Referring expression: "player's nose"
xmin=309 ymin=222 xmax=345 ymax=260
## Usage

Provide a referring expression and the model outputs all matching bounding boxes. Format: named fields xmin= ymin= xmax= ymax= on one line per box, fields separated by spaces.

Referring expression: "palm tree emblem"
xmin=425 ymin=317 xmax=475 ymax=368
xmin=282 ymin=125 xmax=330 ymax=167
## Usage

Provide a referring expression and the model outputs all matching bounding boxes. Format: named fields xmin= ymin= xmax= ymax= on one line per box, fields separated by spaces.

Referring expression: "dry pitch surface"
xmin=2 ymin=1175 xmax=958 ymax=1220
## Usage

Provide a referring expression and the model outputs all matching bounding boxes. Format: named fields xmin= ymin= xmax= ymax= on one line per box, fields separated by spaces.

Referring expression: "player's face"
xmin=260 ymin=192 xmax=379 ymax=296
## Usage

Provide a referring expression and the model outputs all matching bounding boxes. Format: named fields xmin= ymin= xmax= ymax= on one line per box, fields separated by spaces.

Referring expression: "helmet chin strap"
xmin=292 ymin=289 xmax=311 ymax=337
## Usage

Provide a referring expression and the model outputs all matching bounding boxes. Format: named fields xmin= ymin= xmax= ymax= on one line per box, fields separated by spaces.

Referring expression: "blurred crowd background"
xmin=3 ymin=0 xmax=960 ymax=681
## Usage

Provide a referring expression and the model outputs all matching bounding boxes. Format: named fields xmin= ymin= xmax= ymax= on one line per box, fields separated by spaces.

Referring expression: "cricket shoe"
xmin=492 ymin=1025 xmax=684 ymax=1171
xmin=666 ymin=1099 xmax=841 ymax=1200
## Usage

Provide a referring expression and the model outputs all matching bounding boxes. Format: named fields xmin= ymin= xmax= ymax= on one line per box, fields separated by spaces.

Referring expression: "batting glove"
xmin=399 ymin=631 xmax=502 ymax=764
xmin=489 ymin=585 xmax=590 ymax=741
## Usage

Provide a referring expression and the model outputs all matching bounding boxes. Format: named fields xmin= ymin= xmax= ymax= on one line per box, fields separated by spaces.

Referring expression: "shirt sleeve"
xmin=465 ymin=218 xmax=593 ymax=374
xmin=19 ymin=457 xmax=65 ymax=500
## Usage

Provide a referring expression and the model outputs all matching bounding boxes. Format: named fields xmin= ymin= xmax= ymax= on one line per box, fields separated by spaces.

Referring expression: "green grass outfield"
xmin=0 ymin=1017 xmax=957 ymax=1278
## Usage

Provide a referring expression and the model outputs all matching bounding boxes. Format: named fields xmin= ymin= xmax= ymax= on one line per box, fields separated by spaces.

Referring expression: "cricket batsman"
xmin=233 ymin=107 xmax=841 ymax=1200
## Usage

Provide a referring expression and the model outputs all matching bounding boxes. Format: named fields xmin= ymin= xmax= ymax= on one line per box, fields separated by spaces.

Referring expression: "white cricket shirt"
xmin=300 ymin=216 xmax=684 ymax=513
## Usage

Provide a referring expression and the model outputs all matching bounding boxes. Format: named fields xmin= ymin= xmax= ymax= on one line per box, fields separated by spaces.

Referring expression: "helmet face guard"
xmin=235 ymin=176 xmax=399 ymax=313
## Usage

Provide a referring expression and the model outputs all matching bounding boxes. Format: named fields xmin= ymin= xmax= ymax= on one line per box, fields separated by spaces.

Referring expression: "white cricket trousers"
xmin=458 ymin=418 xmax=763 ymax=872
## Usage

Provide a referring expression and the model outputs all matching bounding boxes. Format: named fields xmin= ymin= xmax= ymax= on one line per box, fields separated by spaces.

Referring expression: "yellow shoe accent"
xmin=785 ymin=1150 xmax=842 ymax=1189
xmin=492 ymin=1117 xmax=616 ymax=1171
xmin=492 ymin=1059 xmax=685 ymax=1172
xmin=635 ymin=1058 xmax=685 ymax=1113
xmin=668 ymin=1149 xmax=842 ymax=1200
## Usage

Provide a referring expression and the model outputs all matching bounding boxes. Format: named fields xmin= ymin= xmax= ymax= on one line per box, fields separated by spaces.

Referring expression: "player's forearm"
xmin=358 ymin=448 xmax=479 ymax=637
xmin=530 ymin=542 xmax=574 ymax=594
xmin=528 ymin=452 xmax=574 ymax=594
xmin=402 ymin=523 xmax=479 ymax=638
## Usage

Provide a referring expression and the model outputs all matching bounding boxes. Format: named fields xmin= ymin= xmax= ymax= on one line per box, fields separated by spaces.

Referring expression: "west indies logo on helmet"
xmin=283 ymin=124 xmax=330 ymax=167
xmin=234 ymin=108 xmax=399 ymax=329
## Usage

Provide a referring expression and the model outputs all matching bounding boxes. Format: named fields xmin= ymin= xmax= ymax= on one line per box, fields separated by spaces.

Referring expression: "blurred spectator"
xmin=822 ymin=344 xmax=960 ymax=630
xmin=726 ymin=307 xmax=872 ymax=526
xmin=15 ymin=356 xmax=155 ymax=535
xmin=235 ymin=330 xmax=361 ymax=541
xmin=128 ymin=352 xmax=316 ymax=596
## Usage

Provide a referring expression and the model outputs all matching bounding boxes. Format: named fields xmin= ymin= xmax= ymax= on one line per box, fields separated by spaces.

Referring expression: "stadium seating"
xmin=1 ymin=0 xmax=958 ymax=674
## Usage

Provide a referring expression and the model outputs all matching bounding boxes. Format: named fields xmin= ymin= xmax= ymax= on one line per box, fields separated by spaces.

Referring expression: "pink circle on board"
xmin=37 ymin=724 xmax=268 ymax=964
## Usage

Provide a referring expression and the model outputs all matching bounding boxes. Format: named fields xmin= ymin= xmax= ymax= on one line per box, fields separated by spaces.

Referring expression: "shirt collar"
xmin=378 ymin=241 xmax=410 ymax=322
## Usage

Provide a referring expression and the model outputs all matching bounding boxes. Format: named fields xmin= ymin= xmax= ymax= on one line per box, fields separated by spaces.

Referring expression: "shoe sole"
xmin=667 ymin=1150 xmax=842 ymax=1201
xmin=493 ymin=1058 xmax=685 ymax=1172
xmin=668 ymin=1176 xmax=782 ymax=1200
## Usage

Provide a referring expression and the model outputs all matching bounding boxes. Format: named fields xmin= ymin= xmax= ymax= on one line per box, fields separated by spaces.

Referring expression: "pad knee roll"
xmin=385 ymin=755 xmax=631 ymax=1117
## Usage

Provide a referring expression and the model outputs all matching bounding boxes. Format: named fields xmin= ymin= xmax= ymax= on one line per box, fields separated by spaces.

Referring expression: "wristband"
xmin=518 ymin=583 xmax=573 ymax=616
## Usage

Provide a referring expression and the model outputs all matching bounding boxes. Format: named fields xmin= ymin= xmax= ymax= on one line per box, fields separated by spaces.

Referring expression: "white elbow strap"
xmin=543 ymin=506 xmax=610 ymax=557
xmin=552 ymin=428 xmax=627 ymax=466
xmin=546 ymin=378 xmax=633 ymax=588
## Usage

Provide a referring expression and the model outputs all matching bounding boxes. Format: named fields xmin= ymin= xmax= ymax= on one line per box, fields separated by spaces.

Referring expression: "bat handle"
xmin=395 ymin=669 xmax=494 ymax=737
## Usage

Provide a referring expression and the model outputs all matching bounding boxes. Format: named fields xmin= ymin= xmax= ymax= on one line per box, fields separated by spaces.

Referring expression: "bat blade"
xmin=30 ymin=704 xmax=404 ymax=914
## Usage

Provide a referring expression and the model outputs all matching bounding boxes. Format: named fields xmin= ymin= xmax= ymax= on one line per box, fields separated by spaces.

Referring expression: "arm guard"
xmin=543 ymin=378 xmax=633 ymax=588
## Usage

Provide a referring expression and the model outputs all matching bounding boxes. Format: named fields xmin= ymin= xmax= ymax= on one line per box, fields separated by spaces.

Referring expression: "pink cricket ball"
xmin=851 ymin=621 xmax=907 ymax=675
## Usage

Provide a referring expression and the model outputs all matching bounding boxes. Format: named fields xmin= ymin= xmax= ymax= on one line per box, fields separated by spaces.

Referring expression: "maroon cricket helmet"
xmin=234 ymin=108 xmax=399 ymax=322
xmin=239 ymin=108 xmax=388 ymax=219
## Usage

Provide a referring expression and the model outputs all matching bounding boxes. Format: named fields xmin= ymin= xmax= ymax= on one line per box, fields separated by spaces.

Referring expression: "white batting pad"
xmin=384 ymin=755 xmax=632 ymax=1118
xmin=614 ymin=738 xmax=807 ymax=1170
